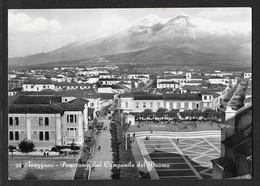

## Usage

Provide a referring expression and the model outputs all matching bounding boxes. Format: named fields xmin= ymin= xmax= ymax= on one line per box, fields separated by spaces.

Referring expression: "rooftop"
xmin=9 ymin=104 xmax=64 ymax=114
xmin=23 ymin=79 xmax=55 ymax=85
xmin=12 ymin=95 xmax=62 ymax=105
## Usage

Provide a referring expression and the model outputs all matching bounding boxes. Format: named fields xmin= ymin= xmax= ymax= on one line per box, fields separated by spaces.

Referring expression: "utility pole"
xmin=125 ymin=132 xmax=127 ymax=150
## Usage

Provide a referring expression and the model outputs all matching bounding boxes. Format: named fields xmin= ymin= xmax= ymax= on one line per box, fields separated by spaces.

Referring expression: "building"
xmin=118 ymin=93 xmax=217 ymax=113
xmin=127 ymin=72 xmax=149 ymax=80
xmin=243 ymin=72 xmax=252 ymax=79
xmin=8 ymin=78 xmax=24 ymax=90
xmin=22 ymin=80 xmax=55 ymax=91
xmin=8 ymin=95 xmax=89 ymax=151
xmin=157 ymin=81 xmax=180 ymax=89
xmin=8 ymin=87 xmax=23 ymax=96
xmin=211 ymin=103 xmax=252 ymax=179
xmin=208 ymin=76 xmax=227 ymax=85
xmin=55 ymin=82 xmax=93 ymax=91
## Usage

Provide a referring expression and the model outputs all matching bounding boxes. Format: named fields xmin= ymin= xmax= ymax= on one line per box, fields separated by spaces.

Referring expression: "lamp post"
xmin=122 ymin=132 xmax=128 ymax=150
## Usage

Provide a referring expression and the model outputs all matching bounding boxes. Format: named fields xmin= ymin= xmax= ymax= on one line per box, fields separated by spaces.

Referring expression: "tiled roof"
xmin=68 ymin=98 xmax=89 ymax=110
xmin=118 ymin=92 xmax=133 ymax=98
xmin=12 ymin=95 xmax=62 ymax=104
xmin=208 ymin=76 xmax=225 ymax=79
xmin=163 ymin=93 xmax=202 ymax=101
xmin=9 ymin=104 xmax=64 ymax=114
xmin=158 ymin=81 xmax=179 ymax=84
xmin=9 ymin=87 xmax=23 ymax=92
xmin=99 ymin=78 xmax=121 ymax=81
xmin=134 ymin=95 xmax=163 ymax=100
xmin=55 ymin=82 xmax=92 ymax=86
xmin=18 ymin=91 xmax=56 ymax=96
xmin=23 ymin=79 xmax=54 ymax=85
xmin=98 ymin=93 xmax=116 ymax=100
xmin=55 ymin=90 xmax=95 ymax=98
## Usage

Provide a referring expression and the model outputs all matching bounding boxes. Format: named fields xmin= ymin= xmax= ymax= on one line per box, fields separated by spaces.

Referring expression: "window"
xmin=67 ymin=128 xmax=77 ymax=137
xmin=136 ymin=102 xmax=139 ymax=108
xmin=15 ymin=131 xmax=19 ymax=141
xmin=204 ymin=96 xmax=207 ymax=100
xmin=14 ymin=117 xmax=19 ymax=125
xmin=45 ymin=118 xmax=49 ymax=126
xmin=67 ymin=115 xmax=77 ymax=123
xmin=39 ymin=117 xmax=43 ymax=126
xmin=185 ymin=102 xmax=189 ymax=110
xmin=150 ymin=102 xmax=153 ymax=108
xmin=39 ymin=132 xmax=44 ymax=141
xmin=125 ymin=102 xmax=128 ymax=108
xmin=177 ymin=102 xmax=181 ymax=109
xmin=143 ymin=102 xmax=146 ymax=108
xmin=45 ymin=132 xmax=49 ymax=141
xmin=43 ymin=85 xmax=46 ymax=88
xmin=31 ymin=85 xmax=33 ymax=88
xmin=9 ymin=131 xmax=14 ymax=141
xmin=9 ymin=117 xmax=13 ymax=126
xmin=91 ymin=103 xmax=94 ymax=107
xmin=170 ymin=102 xmax=173 ymax=109
xmin=157 ymin=102 xmax=160 ymax=108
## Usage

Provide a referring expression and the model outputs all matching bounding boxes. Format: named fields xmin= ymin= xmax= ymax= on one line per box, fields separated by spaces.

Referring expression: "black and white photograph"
xmin=7 ymin=8 xmax=252 ymax=180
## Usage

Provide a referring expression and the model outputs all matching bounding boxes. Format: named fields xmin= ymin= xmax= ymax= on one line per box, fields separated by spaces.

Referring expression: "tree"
xmin=18 ymin=139 xmax=35 ymax=154
xmin=142 ymin=109 xmax=153 ymax=120
xmin=167 ymin=109 xmax=179 ymax=122
xmin=9 ymin=145 xmax=16 ymax=156
xmin=203 ymin=109 xmax=221 ymax=124
xmin=156 ymin=108 xmax=167 ymax=121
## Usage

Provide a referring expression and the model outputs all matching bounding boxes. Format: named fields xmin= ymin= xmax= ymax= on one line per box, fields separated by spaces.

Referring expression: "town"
xmin=8 ymin=64 xmax=252 ymax=180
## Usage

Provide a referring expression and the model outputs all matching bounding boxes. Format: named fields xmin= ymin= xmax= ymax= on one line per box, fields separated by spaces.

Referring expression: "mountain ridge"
xmin=9 ymin=13 xmax=251 ymax=67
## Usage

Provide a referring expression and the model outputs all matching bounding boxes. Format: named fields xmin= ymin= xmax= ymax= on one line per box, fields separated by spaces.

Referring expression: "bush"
xmin=51 ymin=147 xmax=58 ymax=152
xmin=9 ymin=145 xmax=16 ymax=155
xmin=18 ymin=139 xmax=35 ymax=153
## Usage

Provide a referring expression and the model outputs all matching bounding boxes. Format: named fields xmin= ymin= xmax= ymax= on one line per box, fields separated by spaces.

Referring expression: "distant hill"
xmin=9 ymin=13 xmax=251 ymax=67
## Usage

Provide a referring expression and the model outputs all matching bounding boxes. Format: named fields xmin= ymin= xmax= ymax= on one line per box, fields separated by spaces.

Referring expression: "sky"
xmin=8 ymin=8 xmax=251 ymax=58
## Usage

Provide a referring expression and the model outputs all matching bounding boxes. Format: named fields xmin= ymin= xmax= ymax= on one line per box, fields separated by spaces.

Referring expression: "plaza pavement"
xmin=134 ymin=131 xmax=221 ymax=179
xmin=88 ymin=117 xmax=113 ymax=180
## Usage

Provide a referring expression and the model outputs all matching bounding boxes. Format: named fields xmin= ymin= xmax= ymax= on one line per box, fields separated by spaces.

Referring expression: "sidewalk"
xmin=89 ymin=117 xmax=113 ymax=180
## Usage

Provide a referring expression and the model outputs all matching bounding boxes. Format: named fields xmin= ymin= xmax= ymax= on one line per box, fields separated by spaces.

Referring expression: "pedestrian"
xmin=98 ymin=146 xmax=101 ymax=151
xmin=21 ymin=161 xmax=24 ymax=168
xmin=176 ymin=138 xmax=179 ymax=143
xmin=133 ymin=133 xmax=135 ymax=138
xmin=43 ymin=152 xmax=46 ymax=156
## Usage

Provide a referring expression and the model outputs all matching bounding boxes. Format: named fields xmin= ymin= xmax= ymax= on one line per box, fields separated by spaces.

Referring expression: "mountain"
xmin=9 ymin=13 xmax=251 ymax=67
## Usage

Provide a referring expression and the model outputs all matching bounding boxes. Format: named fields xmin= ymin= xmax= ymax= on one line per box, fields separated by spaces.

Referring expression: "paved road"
xmin=89 ymin=117 xmax=113 ymax=180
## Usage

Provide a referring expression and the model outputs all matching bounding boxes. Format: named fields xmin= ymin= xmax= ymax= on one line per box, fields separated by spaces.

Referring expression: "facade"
xmin=8 ymin=78 xmax=24 ymax=90
xmin=127 ymin=73 xmax=149 ymax=80
xmin=208 ymin=76 xmax=227 ymax=85
xmin=243 ymin=72 xmax=252 ymax=79
xmin=8 ymin=96 xmax=89 ymax=151
xmin=157 ymin=81 xmax=180 ymax=89
xmin=118 ymin=93 xmax=217 ymax=113
xmin=22 ymin=80 xmax=55 ymax=91
xmin=211 ymin=103 xmax=252 ymax=179
xmin=55 ymin=82 xmax=93 ymax=91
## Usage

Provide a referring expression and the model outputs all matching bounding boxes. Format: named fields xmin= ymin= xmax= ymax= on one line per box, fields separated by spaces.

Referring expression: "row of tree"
xmin=129 ymin=108 xmax=222 ymax=122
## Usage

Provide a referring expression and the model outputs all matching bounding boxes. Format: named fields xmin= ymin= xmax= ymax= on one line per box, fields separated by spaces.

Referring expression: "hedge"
xmin=110 ymin=111 xmax=139 ymax=179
